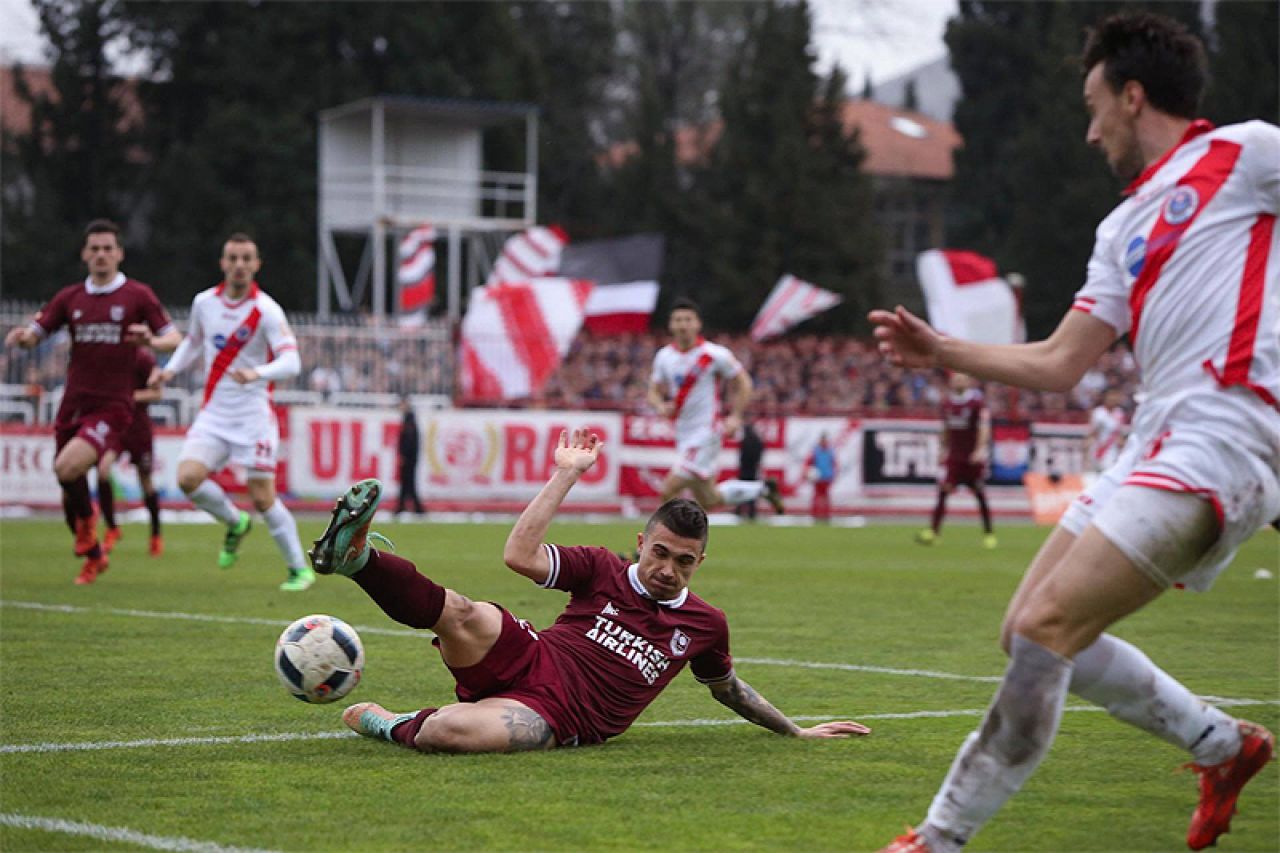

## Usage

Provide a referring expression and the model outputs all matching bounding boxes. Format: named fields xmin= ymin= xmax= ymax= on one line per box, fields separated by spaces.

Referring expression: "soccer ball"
xmin=274 ymin=614 xmax=364 ymax=704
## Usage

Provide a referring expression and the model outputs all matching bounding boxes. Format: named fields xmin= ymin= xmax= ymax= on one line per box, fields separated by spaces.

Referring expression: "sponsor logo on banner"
xmin=289 ymin=408 xmax=619 ymax=501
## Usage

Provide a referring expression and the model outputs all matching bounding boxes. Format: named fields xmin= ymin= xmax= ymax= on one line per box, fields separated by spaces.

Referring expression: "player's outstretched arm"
xmin=707 ymin=673 xmax=871 ymax=738
xmin=4 ymin=326 xmax=38 ymax=349
xmin=868 ymin=305 xmax=1116 ymax=392
xmin=503 ymin=429 xmax=603 ymax=583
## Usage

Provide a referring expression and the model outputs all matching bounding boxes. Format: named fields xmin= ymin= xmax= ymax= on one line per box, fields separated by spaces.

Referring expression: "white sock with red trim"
xmin=187 ymin=480 xmax=240 ymax=525
xmin=263 ymin=499 xmax=307 ymax=570
xmin=718 ymin=479 xmax=765 ymax=505
xmin=1070 ymin=633 xmax=1241 ymax=766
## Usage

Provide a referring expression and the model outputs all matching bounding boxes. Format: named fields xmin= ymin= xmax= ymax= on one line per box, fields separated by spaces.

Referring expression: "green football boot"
xmin=279 ymin=566 xmax=316 ymax=592
xmin=309 ymin=479 xmax=386 ymax=577
xmin=218 ymin=510 xmax=253 ymax=569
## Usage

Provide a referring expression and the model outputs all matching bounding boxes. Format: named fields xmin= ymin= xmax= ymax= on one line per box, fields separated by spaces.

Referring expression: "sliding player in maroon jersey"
xmin=312 ymin=429 xmax=871 ymax=752
xmin=4 ymin=220 xmax=179 ymax=584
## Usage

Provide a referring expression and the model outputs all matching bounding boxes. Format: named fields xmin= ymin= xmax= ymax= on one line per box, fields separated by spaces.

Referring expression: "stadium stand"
xmin=1 ymin=302 xmax=1135 ymax=425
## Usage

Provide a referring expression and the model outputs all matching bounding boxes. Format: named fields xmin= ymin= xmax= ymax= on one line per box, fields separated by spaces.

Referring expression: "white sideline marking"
xmin=736 ymin=656 xmax=1002 ymax=683
xmin=0 ymin=600 xmax=428 ymax=639
xmin=4 ymin=699 xmax=1277 ymax=754
xmin=1 ymin=730 xmax=355 ymax=754
xmin=3 ymin=600 xmax=1004 ymax=683
xmin=0 ymin=813 xmax=279 ymax=853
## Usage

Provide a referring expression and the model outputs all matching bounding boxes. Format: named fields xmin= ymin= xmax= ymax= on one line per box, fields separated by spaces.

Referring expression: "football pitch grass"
xmin=1 ymin=516 xmax=1276 ymax=852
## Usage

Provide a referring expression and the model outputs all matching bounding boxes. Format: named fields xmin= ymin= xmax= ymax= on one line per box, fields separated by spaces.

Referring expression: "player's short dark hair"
xmin=646 ymin=498 xmax=709 ymax=547
xmin=1081 ymin=12 xmax=1207 ymax=119
xmin=83 ymin=219 xmax=121 ymax=243
xmin=669 ymin=297 xmax=701 ymax=319
xmin=225 ymin=232 xmax=255 ymax=244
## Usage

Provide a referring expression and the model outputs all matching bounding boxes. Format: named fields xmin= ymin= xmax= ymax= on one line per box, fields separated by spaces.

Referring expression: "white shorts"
xmin=672 ymin=428 xmax=722 ymax=481
xmin=1062 ymin=425 xmax=1280 ymax=591
xmin=179 ymin=410 xmax=279 ymax=479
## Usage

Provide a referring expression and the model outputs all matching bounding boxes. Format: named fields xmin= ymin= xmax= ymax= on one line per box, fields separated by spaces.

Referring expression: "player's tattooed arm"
xmin=708 ymin=674 xmax=802 ymax=736
xmin=501 ymin=705 xmax=556 ymax=751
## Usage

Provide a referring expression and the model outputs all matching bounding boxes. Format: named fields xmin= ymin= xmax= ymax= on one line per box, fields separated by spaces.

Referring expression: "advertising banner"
xmin=288 ymin=407 xmax=621 ymax=502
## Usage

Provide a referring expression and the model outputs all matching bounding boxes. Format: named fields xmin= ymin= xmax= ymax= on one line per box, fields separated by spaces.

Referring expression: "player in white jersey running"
xmin=647 ymin=299 xmax=783 ymax=514
xmin=873 ymin=13 xmax=1277 ymax=853
xmin=151 ymin=233 xmax=314 ymax=592
xmin=1085 ymin=387 xmax=1129 ymax=472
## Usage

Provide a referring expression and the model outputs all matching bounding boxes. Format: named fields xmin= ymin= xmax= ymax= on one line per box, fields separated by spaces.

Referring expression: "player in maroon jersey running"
xmin=4 ymin=220 xmax=180 ymax=584
xmin=97 ymin=346 xmax=165 ymax=558
xmin=310 ymin=429 xmax=871 ymax=752
xmin=916 ymin=373 xmax=996 ymax=549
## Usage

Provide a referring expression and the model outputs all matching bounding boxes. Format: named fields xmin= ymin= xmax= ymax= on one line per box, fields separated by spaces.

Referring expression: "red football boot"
xmin=149 ymin=534 xmax=164 ymax=557
xmin=73 ymin=512 xmax=99 ymax=557
xmin=74 ymin=554 xmax=109 ymax=585
xmin=103 ymin=526 xmax=122 ymax=554
xmin=1185 ymin=720 xmax=1275 ymax=850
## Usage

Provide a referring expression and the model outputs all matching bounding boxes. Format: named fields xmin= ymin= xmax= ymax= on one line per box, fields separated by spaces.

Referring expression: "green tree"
xmin=2 ymin=0 xmax=142 ymax=298
xmin=1203 ymin=0 xmax=1279 ymax=124
xmin=682 ymin=0 xmax=881 ymax=331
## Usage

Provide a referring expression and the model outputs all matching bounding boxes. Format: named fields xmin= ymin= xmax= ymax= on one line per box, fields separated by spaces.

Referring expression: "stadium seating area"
xmin=1 ymin=303 xmax=1137 ymax=423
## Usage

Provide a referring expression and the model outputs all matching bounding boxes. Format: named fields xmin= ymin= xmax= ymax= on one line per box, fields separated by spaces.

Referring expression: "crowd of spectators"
xmin=2 ymin=301 xmax=1138 ymax=422
xmin=536 ymin=330 xmax=1138 ymax=421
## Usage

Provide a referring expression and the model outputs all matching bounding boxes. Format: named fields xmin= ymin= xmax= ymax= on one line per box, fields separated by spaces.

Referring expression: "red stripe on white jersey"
xmin=1129 ymin=140 xmax=1243 ymax=347
xmin=202 ymin=306 xmax=263 ymax=407
xmin=1201 ymin=213 xmax=1276 ymax=408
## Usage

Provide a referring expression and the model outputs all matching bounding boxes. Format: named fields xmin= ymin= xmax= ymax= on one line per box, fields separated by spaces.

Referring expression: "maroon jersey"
xmin=942 ymin=388 xmax=985 ymax=463
xmin=32 ymin=276 xmax=174 ymax=416
xmin=536 ymin=544 xmax=733 ymax=743
xmin=131 ymin=346 xmax=158 ymax=420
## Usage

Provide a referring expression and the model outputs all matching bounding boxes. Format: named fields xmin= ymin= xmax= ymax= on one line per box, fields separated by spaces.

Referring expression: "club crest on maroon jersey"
xmin=110 ymin=305 xmax=124 ymax=322
xmin=670 ymin=628 xmax=690 ymax=657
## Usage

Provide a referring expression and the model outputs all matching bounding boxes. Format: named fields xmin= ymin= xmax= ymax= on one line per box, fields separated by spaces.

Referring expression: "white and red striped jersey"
xmin=650 ymin=338 xmax=743 ymax=441
xmin=1071 ymin=120 xmax=1280 ymax=436
xmin=1088 ymin=404 xmax=1128 ymax=470
xmin=182 ymin=283 xmax=297 ymax=420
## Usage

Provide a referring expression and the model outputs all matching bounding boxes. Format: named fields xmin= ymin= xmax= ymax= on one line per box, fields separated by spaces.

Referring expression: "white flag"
xmin=749 ymin=275 xmax=843 ymax=341
xmin=916 ymin=249 xmax=1021 ymax=345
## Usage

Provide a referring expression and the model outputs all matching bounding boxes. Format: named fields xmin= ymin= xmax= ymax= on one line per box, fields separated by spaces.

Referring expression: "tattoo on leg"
xmin=501 ymin=706 xmax=554 ymax=751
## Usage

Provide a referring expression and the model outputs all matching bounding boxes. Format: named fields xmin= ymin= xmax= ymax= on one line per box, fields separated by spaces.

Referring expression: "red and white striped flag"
xmin=583 ymin=280 xmax=659 ymax=334
xmin=459 ymin=277 xmax=594 ymax=400
xmin=397 ymin=225 xmax=436 ymax=327
xmin=749 ymin=274 xmax=843 ymax=341
xmin=485 ymin=225 xmax=568 ymax=286
xmin=916 ymin=249 xmax=1022 ymax=345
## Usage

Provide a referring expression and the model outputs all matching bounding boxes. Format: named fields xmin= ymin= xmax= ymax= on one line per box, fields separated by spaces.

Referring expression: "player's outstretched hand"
xmin=229 ymin=367 xmax=260 ymax=385
xmin=867 ymin=305 xmax=942 ymax=368
xmin=554 ymin=428 xmax=603 ymax=475
xmin=5 ymin=326 xmax=34 ymax=349
xmin=796 ymin=720 xmax=872 ymax=738
xmin=147 ymin=366 xmax=172 ymax=389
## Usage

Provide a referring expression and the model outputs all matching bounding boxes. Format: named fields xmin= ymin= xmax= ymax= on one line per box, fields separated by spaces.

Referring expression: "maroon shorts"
xmin=943 ymin=460 xmax=987 ymax=488
xmin=55 ymin=401 xmax=134 ymax=457
xmin=119 ymin=416 xmax=154 ymax=473
xmin=436 ymin=606 xmax=589 ymax=747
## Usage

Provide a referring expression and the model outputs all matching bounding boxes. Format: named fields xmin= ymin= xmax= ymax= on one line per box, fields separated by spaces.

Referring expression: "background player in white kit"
xmin=872 ymin=13 xmax=1278 ymax=852
xmin=647 ymin=299 xmax=783 ymax=513
xmin=1084 ymin=386 xmax=1129 ymax=473
xmin=151 ymin=233 xmax=313 ymax=591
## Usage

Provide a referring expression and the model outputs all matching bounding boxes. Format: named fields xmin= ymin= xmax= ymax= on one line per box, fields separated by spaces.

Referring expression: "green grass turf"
xmin=1 ymin=516 xmax=1276 ymax=852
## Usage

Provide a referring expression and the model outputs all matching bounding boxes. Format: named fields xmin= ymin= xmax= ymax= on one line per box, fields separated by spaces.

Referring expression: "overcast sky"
xmin=0 ymin=0 xmax=958 ymax=89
